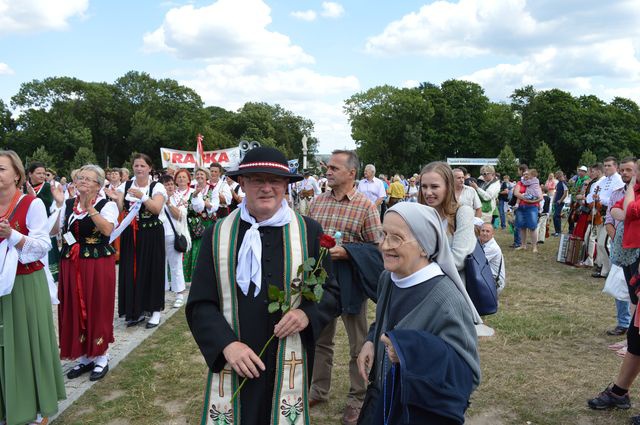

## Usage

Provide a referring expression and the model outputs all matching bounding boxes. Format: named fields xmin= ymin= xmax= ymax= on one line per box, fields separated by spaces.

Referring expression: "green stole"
xmin=202 ymin=208 xmax=311 ymax=425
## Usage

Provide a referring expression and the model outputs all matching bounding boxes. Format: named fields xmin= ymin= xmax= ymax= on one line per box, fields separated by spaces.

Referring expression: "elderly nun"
xmin=357 ymin=202 xmax=481 ymax=425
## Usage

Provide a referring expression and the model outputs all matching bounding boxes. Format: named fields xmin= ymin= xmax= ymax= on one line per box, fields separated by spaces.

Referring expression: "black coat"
xmin=186 ymin=215 xmax=340 ymax=425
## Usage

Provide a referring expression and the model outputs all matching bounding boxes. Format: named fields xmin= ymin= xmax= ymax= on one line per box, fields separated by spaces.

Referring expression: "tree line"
xmin=0 ymin=71 xmax=317 ymax=176
xmin=345 ymin=81 xmax=640 ymax=177
xmin=1 ymin=71 xmax=638 ymax=178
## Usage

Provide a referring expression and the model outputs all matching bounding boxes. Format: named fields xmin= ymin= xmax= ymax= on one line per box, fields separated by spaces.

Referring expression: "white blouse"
xmin=57 ymin=197 xmax=120 ymax=230
xmin=7 ymin=197 xmax=52 ymax=264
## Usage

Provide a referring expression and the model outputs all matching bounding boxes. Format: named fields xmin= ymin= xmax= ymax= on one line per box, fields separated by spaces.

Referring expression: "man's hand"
xmin=274 ymin=309 xmax=309 ymax=338
xmin=329 ymin=246 xmax=349 ymax=261
xmin=357 ymin=341 xmax=375 ymax=382
xmin=222 ymin=341 xmax=265 ymax=379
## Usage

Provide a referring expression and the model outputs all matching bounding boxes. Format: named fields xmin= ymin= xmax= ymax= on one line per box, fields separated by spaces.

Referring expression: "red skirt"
xmin=58 ymin=255 xmax=116 ymax=359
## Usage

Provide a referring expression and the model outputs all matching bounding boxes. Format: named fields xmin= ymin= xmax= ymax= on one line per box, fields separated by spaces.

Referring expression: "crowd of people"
xmin=2 ymin=143 xmax=639 ymax=425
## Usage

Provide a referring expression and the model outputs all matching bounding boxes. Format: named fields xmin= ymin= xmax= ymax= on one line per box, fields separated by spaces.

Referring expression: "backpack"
xmin=464 ymin=240 xmax=499 ymax=316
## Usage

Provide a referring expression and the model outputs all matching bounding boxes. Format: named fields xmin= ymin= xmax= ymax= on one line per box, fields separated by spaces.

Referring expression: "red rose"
xmin=319 ymin=234 xmax=336 ymax=249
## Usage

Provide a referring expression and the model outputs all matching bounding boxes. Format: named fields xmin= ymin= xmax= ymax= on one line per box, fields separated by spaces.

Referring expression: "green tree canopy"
xmin=495 ymin=145 xmax=519 ymax=179
xmin=532 ymin=142 xmax=558 ymax=180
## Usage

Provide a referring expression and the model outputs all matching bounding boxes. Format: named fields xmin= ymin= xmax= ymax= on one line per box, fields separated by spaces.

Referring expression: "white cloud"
xmin=365 ymin=0 xmax=640 ymax=57
xmin=291 ymin=10 xmax=317 ymax=21
xmin=321 ymin=2 xmax=344 ymax=18
xmin=148 ymin=0 xmax=358 ymax=151
xmin=180 ymin=66 xmax=358 ymax=152
xmin=143 ymin=0 xmax=313 ymax=67
xmin=0 ymin=0 xmax=88 ymax=36
xmin=0 ymin=63 xmax=14 ymax=75
xmin=462 ymin=38 xmax=640 ymax=101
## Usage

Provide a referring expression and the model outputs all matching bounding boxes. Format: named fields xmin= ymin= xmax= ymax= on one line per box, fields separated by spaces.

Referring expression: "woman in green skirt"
xmin=184 ymin=167 xmax=219 ymax=281
xmin=0 ymin=150 xmax=65 ymax=425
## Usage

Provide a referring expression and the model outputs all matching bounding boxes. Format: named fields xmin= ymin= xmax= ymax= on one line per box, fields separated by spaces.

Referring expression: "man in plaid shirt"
xmin=308 ymin=149 xmax=382 ymax=425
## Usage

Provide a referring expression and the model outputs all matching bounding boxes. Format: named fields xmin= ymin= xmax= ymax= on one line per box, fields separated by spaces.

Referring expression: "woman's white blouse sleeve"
xmin=450 ymin=205 xmax=477 ymax=271
xmin=8 ymin=198 xmax=52 ymax=264
xmin=101 ymin=201 xmax=120 ymax=225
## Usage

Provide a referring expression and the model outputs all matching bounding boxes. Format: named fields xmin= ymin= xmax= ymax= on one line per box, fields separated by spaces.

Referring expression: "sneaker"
xmin=552 ymin=233 xmax=560 ymax=237
xmin=587 ymin=384 xmax=631 ymax=410
xmin=607 ymin=326 xmax=628 ymax=336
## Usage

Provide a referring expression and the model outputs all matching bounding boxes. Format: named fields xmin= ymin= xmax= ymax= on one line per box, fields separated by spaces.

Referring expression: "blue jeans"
xmin=498 ymin=200 xmax=507 ymax=228
xmin=616 ymin=298 xmax=631 ymax=328
xmin=513 ymin=208 xmax=522 ymax=246
xmin=553 ymin=202 xmax=563 ymax=234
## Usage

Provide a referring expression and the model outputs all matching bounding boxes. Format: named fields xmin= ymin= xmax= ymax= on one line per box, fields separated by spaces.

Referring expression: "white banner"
xmin=447 ymin=158 xmax=499 ymax=166
xmin=160 ymin=147 xmax=241 ymax=170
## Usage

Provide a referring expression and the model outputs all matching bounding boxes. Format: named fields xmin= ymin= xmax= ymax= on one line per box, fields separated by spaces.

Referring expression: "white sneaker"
xmin=173 ymin=298 xmax=184 ymax=308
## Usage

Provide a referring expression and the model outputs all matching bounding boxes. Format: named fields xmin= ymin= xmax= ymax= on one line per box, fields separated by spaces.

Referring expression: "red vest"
xmin=0 ymin=195 xmax=44 ymax=275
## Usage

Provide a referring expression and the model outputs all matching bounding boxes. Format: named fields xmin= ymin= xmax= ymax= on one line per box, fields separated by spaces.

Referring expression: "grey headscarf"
xmin=385 ymin=202 xmax=482 ymax=324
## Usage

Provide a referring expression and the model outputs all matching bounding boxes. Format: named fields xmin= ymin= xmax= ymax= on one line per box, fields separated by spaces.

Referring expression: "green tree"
xmin=532 ymin=142 xmax=558 ymax=179
xmin=495 ymin=145 xmax=519 ymax=179
xmin=617 ymin=148 xmax=634 ymax=161
xmin=579 ymin=149 xmax=597 ymax=168
xmin=69 ymin=146 xmax=98 ymax=172
xmin=345 ymin=85 xmax=434 ymax=175
xmin=26 ymin=145 xmax=55 ymax=168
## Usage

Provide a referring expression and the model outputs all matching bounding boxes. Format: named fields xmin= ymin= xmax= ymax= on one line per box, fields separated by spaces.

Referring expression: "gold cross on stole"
xmin=284 ymin=351 xmax=303 ymax=389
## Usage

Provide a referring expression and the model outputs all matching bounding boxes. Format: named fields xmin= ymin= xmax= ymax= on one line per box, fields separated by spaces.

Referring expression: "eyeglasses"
xmin=76 ymin=175 xmax=99 ymax=184
xmin=380 ymin=232 xmax=417 ymax=250
xmin=243 ymin=176 xmax=288 ymax=187
xmin=481 ymin=172 xmax=492 ymax=176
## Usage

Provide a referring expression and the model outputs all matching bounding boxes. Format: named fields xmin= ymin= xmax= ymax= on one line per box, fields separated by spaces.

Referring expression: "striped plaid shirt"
xmin=309 ymin=186 xmax=382 ymax=244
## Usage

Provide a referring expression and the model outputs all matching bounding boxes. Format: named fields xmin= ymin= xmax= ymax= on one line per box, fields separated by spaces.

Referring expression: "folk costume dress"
xmin=186 ymin=206 xmax=340 ymax=425
xmin=117 ymin=179 xmax=167 ymax=321
xmin=0 ymin=194 xmax=66 ymax=425
xmin=58 ymin=196 xmax=119 ymax=359
xmin=184 ymin=185 xmax=220 ymax=282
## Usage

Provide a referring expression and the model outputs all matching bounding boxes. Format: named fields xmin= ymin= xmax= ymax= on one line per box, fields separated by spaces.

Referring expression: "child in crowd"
xmin=522 ymin=168 xmax=542 ymax=201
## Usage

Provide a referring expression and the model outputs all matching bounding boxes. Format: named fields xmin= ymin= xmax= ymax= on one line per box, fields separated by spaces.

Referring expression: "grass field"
xmin=53 ymin=229 xmax=636 ymax=425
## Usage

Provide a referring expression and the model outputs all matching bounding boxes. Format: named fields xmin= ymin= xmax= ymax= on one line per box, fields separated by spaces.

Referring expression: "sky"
xmin=1 ymin=0 xmax=640 ymax=154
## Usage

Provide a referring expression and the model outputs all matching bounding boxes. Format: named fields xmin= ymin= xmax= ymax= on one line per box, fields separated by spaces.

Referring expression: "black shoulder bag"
xmin=165 ymin=207 xmax=188 ymax=253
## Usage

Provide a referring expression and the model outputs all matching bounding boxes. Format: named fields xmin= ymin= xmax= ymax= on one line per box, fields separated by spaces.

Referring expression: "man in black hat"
xmin=186 ymin=147 xmax=340 ymax=425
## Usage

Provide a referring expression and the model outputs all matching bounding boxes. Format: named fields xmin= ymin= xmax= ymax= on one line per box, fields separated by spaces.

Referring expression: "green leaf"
xmin=305 ymin=257 xmax=317 ymax=267
xmin=305 ymin=275 xmax=317 ymax=287
xmin=297 ymin=264 xmax=305 ymax=276
xmin=268 ymin=285 xmax=280 ymax=301
xmin=278 ymin=292 xmax=286 ymax=303
xmin=302 ymin=291 xmax=316 ymax=301
xmin=281 ymin=303 xmax=290 ymax=313
xmin=313 ymin=285 xmax=324 ymax=302
xmin=317 ymin=269 xmax=328 ymax=284
xmin=268 ymin=302 xmax=280 ymax=314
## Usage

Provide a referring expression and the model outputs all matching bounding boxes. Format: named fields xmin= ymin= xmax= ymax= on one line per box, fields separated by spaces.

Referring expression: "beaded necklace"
xmin=0 ymin=190 xmax=22 ymax=221
xmin=72 ymin=196 xmax=97 ymax=216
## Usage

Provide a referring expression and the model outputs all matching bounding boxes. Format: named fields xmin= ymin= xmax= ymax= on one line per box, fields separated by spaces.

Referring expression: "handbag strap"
xmin=164 ymin=206 xmax=179 ymax=236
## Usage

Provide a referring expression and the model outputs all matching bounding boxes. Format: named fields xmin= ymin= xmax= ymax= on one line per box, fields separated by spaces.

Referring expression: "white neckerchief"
xmin=391 ymin=262 xmax=444 ymax=288
xmin=173 ymin=187 xmax=191 ymax=207
xmin=236 ymin=199 xmax=292 ymax=297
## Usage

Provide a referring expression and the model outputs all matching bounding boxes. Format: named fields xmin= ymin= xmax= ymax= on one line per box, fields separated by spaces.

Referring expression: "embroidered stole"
xmin=203 ymin=208 xmax=310 ymax=425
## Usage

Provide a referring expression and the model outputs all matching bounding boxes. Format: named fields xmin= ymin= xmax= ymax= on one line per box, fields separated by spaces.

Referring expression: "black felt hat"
xmin=226 ymin=147 xmax=303 ymax=183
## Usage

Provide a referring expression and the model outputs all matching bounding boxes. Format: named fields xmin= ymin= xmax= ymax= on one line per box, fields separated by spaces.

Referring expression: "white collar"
xmin=391 ymin=262 xmax=444 ymax=288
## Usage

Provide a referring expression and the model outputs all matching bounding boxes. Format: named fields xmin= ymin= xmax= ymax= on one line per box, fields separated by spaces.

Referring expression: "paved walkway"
xmin=50 ymin=288 xmax=188 ymax=423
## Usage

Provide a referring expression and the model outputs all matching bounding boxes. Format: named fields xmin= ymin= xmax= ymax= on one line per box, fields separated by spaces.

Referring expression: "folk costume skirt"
xmin=0 ymin=269 xmax=66 ymax=425
xmin=59 ymin=255 xmax=116 ymax=359
xmin=118 ymin=222 xmax=166 ymax=321
xmin=183 ymin=219 xmax=215 ymax=282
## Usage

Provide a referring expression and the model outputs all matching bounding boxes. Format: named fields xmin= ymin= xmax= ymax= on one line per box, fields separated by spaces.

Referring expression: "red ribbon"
xmin=69 ymin=242 xmax=88 ymax=331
